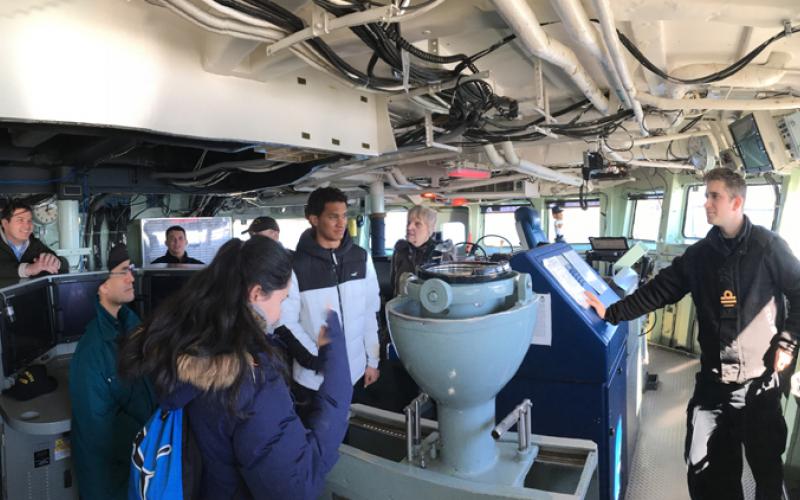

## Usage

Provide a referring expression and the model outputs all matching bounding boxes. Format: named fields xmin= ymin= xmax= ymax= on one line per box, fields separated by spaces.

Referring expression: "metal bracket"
xmin=266 ymin=3 xmax=399 ymax=56
xmin=405 ymin=392 xmax=433 ymax=467
xmin=493 ymin=399 xmax=533 ymax=452
xmin=424 ymin=110 xmax=461 ymax=152
xmin=784 ymin=20 xmax=793 ymax=37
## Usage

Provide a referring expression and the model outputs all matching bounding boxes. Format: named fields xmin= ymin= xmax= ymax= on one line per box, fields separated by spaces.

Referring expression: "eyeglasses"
xmin=108 ymin=264 xmax=136 ymax=277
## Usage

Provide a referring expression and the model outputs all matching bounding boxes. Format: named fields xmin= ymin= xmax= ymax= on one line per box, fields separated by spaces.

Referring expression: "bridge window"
xmin=548 ymin=200 xmax=601 ymax=243
xmin=482 ymin=206 xmax=524 ymax=249
xmin=441 ymin=222 xmax=466 ymax=244
xmin=629 ymin=194 xmax=663 ymax=241
xmin=683 ymin=184 xmax=778 ymax=239
xmin=384 ymin=210 xmax=408 ymax=251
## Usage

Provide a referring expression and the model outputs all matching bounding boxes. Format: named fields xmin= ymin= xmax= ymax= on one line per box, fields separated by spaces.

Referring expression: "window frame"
xmin=681 ymin=182 xmax=781 ymax=239
xmin=627 ymin=192 xmax=663 ymax=242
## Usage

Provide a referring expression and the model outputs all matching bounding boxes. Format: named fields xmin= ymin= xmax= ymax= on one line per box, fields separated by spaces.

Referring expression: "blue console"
xmin=498 ymin=243 xmax=629 ymax=500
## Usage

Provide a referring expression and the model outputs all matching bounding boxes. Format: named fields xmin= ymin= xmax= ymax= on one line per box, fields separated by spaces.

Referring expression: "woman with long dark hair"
xmin=119 ymin=236 xmax=352 ymax=499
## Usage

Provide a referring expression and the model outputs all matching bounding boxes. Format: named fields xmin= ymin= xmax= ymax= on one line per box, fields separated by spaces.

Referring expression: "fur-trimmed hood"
xmin=159 ymin=352 xmax=255 ymax=411
xmin=176 ymin=352 xmax=254 ymax=392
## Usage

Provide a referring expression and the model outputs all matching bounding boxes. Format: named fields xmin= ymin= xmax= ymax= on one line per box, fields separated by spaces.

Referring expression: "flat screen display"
xmin=589 ymin=237 xmax=629 ymax=252
xmin=0 ymin=281 xmax=56 ymax=377
xmin=53 ymin=277 xmax=104 ymax=343
xmin=145 ymin=272 xmax=195 ymax=317
xmin=730 ymin=114 xmax=773 ymax=173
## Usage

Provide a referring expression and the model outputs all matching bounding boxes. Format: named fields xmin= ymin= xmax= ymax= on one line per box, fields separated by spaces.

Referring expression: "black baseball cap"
xmin=4 ymin=365 xmax=58 ymax=401
xmin=242 ymin=216 xmax=280 ymax=235
xmin=551 ymin=206 xmax=563 ymax=214
xmin=107 ymin=243 xmax=130 ymax=271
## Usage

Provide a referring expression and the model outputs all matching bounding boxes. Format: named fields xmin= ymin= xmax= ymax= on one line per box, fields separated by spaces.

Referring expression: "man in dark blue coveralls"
xmin=586 ymin=167 xmax=800 ymax=500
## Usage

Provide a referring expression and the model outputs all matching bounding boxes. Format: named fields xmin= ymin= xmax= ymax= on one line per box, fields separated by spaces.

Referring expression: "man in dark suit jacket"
xmin=0 ymin=200 xmax=68 ymax=288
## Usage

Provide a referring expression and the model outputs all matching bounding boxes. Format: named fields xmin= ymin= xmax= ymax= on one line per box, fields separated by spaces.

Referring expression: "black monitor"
xmin=589 ymin=237 xmax=629 ymax=252
xmin=51 ymin=274 xmax=105 ymax=343
xmin=0 ymin=279 xmax=56 ymax=378
xmin=729 ymin=114 xmax=773 ymax=173
xmin=142 ymin=268 xmax=198 ymax=318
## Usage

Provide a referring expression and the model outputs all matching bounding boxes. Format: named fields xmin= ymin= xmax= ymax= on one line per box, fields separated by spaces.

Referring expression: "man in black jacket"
xmin=150 ymin=225 xmax=203 ymax=264
xmin=0 ymin=200 xmax=67 ymax=288
xmin=586 ymin=167 xmax=800 ymax=500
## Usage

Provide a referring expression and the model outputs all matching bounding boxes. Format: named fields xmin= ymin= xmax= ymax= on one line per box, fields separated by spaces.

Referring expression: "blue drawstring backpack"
xmin=129 ymin=408 xmax=201 ymax=500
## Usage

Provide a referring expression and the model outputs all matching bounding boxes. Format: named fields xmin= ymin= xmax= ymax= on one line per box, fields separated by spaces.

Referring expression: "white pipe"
xmin=369 ymin=180 xmax=385 ymax=214
xmin=603 ymin=147 xmax=696 ymax=170
xmin=638 ymin=92 xmax=800 ymax=111
xmin=499 ymin=141 xmax=584 ymax=187
xmin=441 ymin=174 xmax=529 ymax=192
xmin=627 ymin=130 xmax=720 ymax=157
xmin=551 ymin=0 xmax=630 ymax=108
xmin=383 ymin=171 xmax=419 ymax=190
xmin=57 ymin=200 xmax=80 ymax=268
xmin=592 ymin=0 xmax=647 ymax=135
xmin=491 ymin=0 xmax=610 ymax=114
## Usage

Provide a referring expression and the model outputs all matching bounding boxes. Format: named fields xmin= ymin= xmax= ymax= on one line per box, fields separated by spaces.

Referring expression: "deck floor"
xmin=625 ymin=345 xmax=756 ymax=500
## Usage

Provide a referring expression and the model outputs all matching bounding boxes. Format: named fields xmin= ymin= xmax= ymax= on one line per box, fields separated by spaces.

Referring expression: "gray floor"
xmin=625 ymin=345 xmax=756 ymax=500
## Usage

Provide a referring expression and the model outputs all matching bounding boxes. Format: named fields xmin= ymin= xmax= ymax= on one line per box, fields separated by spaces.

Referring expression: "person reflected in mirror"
xmin=584 ymin=167 xmax=800 ymax=500
xmin=70 ymin=244 xmax=155 ymax=500
xmin=243 ymin=216 xmax=281 ymax=242
xmin=119 ymin=237 xmax=351 ymax=499
xmin=552 ymin=205 xmax=565 ymax=243
xmin=151 ymin=225 xmax=204 ymax=264
xmin=389 ymin=205 xmax=454 ymax=297
xmin=0 ymin=200 xmax=68 ymax=287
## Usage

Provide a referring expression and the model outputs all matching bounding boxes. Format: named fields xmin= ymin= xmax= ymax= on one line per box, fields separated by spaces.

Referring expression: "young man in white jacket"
xmin=278 ymin=187 xmax=381 ymax=421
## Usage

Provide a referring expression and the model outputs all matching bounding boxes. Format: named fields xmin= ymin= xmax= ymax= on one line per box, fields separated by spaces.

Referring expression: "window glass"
xmin=482 ymin=211 xmax=522 ymax=249
xmin=384 ymin=210 xmax=408 ymax=251
xmin=232 ymin=219 xmax=252 ymax=240
xmin=548 ymin=203 xmax=601 ymax=243
xmin=273 ymin=218 xmax=310 ymax=250
xmin=441 ymin=222 xmax=466 ymax=244
xmin=630 ymin=197 xmax=663 ymax=241
xmin=683 ymin=184 xmax=777 ymax=239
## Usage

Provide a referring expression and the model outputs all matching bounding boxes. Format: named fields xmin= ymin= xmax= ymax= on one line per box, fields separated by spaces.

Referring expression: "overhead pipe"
xmin=602 ymin=147 xmax=696 ymax=170
xmin=491 ymin=0 xmax=610 ymax=114
xmin=441 ymin=174 xmax=529 ymax=192
xmin=628 ymin=130 xmax=720 ymax=158
xmin=550 ymin=0 xmax=630 ymax=108
xmin=369 ymin=180 xmax=386 ymax=258
xmin=638 ymin=92 xmax=800 ymax=111
xmin=592 ymin=0 xmax=647 ymax=135
xmin=497 ymin=142 xmax=584 ymax=187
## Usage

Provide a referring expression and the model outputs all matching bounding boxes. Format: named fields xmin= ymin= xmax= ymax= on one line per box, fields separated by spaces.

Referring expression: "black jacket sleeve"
xmin=606 ymin=253 xmax=691 ymax=325
xmin=274 ymin=325 xmax=320 ymax=372
xmin=766 ymin=236 xmax=800 ymax=350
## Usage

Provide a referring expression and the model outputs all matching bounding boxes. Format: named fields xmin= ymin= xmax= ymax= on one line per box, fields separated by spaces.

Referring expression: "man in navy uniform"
xmin=586 ymin=167 xmax=800 ymax=499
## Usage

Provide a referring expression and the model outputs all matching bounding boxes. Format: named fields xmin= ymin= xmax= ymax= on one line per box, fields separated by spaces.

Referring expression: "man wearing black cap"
xmin=151 ymin=225 xmax=204 ymax=264
xmin=243 ymin=216 xmax=280 ymax=241
xmin=69 ymin=244 xmax=156 ymax=500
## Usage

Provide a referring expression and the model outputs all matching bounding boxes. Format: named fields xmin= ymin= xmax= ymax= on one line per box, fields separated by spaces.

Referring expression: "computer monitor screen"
xmin=52 ymin=276 xmax=104 ymax=343
xmin=145 ymin=271 xmax=196 ymax=318
xmin=0 ymin=280 xmax=56 ymax=377
xmin=589 ymin=237 xmax=629 ymax=252
xmin=729 ymin=114 xmax=773 ymax=173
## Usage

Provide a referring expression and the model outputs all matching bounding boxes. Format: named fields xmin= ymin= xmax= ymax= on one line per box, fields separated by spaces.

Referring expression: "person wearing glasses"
xmin=0 ymin=199 xmax=68 ymax=288
xmin=69 ymin=244 xmax=156 ymax=500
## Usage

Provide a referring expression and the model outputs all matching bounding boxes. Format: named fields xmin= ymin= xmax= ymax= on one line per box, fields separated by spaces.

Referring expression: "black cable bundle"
xmin=617 ymin=23 xmax=799 ymax=85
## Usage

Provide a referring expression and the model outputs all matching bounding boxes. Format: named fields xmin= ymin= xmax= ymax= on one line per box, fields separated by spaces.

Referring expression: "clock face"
xmin=33 ymin=202 xmax=58 ymax=225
